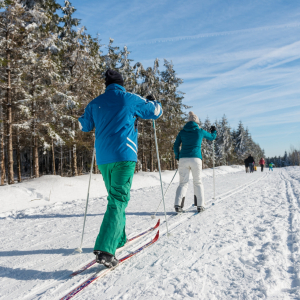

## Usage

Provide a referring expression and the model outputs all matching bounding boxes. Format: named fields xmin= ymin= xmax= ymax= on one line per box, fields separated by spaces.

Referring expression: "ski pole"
xmin=153 ymin=120 xmax=170 ymax=236
xmin=75 ymin=145 xmax=96 ymax=253
xmin=212 ymin=140 xmax=216 ymax=202
xmin=151 ymin=169 xmax=178 ymax=219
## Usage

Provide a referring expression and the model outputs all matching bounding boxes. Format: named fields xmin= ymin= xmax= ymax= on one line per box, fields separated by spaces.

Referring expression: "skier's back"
xmin=79 ymin=69 xmax=163 ymax=268
xmin=259 ymin=157 xmax=265 ymax=172
xmin=244 ymin=157 xmax=249 ymax=173
xmin=248 ymin=154 xmax=255 ymax=173
xmin=173 ymin=112 xmax=217 ymax=213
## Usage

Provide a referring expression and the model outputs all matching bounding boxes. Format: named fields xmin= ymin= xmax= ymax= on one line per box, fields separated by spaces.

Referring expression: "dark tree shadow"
xmin=5 ymin=211 xmax=175 ymax=220
xmin=0 ymin=264 xmax=103 ymax=281
xmin=0 ymin=247 xmax=94 ymax=257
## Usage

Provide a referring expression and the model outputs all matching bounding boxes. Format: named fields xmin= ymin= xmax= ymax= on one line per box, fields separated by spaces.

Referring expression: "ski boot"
xmin=175 ymin=205 xmax=183 ymax=213
xmin=93 ymin=251 xmax=119 ymax=268
xmin=197 ymin=206 xmax=205 ymax=213
xmin=175 ymin=197 xmax=185 ymax=213
xmin=194 ymin=195 xmax=197 ymax=207
xmin=180 ymin=197 xmax=185 ymax=208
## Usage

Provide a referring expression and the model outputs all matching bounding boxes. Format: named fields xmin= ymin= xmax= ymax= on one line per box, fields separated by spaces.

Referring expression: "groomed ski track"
xmin=0 ymin=167 xmax=300 ymax=299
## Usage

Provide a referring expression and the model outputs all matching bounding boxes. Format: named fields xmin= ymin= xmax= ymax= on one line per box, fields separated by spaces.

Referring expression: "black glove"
xmin=210 ymin=125 xmax=216 ymax=133
xmin=146 ymin=95 xmax=155 ymax=101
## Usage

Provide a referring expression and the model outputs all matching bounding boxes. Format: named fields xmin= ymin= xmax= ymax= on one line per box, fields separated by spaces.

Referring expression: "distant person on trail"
xmin=259 ymin=158 xmax=265 ymax=172
xmin=244 ymin=157 xmax=249 ymax=173
xmin=269 ymin=162 xmax=274 ymax=171
xmin=78 ymin=69 xmax=163 ymax=268
xmin=173 ymin=112 xmax=217 ymax=214
xmin=248 ymin=154 xmax=255 ymax=173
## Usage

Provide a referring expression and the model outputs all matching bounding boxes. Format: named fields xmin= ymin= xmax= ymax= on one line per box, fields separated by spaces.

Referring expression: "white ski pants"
xmin=174 ymin=157 xmax=205 ymax=207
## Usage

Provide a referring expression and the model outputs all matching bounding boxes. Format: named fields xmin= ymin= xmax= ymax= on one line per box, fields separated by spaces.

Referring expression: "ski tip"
xmin=155 ymin=219 xmax=160 ymax=228
xmin=153 ymin=230 xmax=159 ymax=242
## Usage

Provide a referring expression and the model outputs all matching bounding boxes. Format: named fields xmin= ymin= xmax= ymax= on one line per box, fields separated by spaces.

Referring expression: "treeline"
xmin=0 ymin=0 xmax=264 ymax=185
xmin=200 ymin=118 xmax=264 ymax=168
xmin=266 ymin=147 xmax=300 ymax=167
xmin=0 ymin=0 xmax=188 ymax=185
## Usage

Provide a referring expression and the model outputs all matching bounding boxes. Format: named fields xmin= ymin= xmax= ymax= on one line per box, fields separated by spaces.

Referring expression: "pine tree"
xmin=202 ymin=117 xmax=213 ymax=168
xmin=160 ymin=59 xmax=186 ymax=169
xmin=119 ymin=46 xmax=136 ymax=92
xmin=233 ymin=121 xmax=249 ymax=163
xmin=0 ymin=1 xmax=45 ymax=182
xmin=55 ymin=0 xmax=104 ymax=176
xmin=134 ymin=59 xmax=161 ymax=171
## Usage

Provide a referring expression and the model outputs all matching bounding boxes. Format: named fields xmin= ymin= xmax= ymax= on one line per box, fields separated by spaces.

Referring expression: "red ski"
xmin=61 ymin=231 xmax=159 ymax=300
xmin=70 ymin=219 xmax=160 ymax=277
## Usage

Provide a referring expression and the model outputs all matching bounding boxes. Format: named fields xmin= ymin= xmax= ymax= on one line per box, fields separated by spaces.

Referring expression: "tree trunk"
xmin=72 ymin=143 xmax=78 ymax=176
xmin=150 ymin=133 xmax=153 ymax=172
xmin=0 ymin=139 xmax=5 ymax=185
xmin=30 ymin=136 xmax=33 ymax=178
xmin=141 ymin=123 xmax=145 ymax=171
xmin=46 ymin=150 xmax=49 ymax=174
xmin=72 ymin=121 xmax=78 ymax=176
xmin=69 ymin=148 xmax=72 ymax=175
xmin=93 ymin=149 xmax=97 ymax=174
xmin=33 ymin=136 xmax=39 ymax=178
xmin=0 ymin=100 xmax=5 ymax=185
xmin=52 ymin=139 xmax=56 ymax=175
xmin=40 ymin=149 xmax=44 ymax=175
xmin=16 ymin=127 xmax=21 ymax=183
xmin=60 ymin=145 xmax=63 ymax=176
xmin=6 ymin=36 xmax=14 ymax=184
xmin=172 ymin=151 xmax=176 ymax=170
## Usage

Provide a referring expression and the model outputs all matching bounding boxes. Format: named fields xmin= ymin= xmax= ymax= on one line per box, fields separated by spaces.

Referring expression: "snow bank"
xmin=0 ymin=165 xmax=244 ymax=215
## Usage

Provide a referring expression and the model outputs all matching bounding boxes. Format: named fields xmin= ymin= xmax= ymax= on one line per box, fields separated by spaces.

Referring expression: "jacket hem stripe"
xmin=126 ymin=143 xmax=137 ymax=154
xmin=127 ymin=137 xmax=137 ymax=149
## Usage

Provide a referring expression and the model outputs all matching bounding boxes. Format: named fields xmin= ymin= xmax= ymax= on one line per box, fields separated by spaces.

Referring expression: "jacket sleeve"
xmin=202 ymin=129 xmax=217 ymax=141
xmin=133 ymin=94 xmax=163 ymax=120
xmin=78 ymin=103 xmax=95 ymax=132
xmin=173 ymin=132 xmax=182 ymax=160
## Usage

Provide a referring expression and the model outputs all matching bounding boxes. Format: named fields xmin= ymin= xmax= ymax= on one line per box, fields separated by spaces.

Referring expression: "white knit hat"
xmin=188 ymin=111 xmax=200 ymax=124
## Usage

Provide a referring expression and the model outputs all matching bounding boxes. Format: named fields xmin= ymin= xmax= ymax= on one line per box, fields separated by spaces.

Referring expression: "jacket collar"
xmin=105 ymin=83 xmax=126 ymax=92
xmin=183 ymin=121 xmax=200 ymax=131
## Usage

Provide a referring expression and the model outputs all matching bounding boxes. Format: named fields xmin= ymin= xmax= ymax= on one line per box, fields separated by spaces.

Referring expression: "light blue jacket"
xmin=174 ymin=121 xmax=217 ymax=160
xmin=79 ymin=84 xmax=162 ymax=165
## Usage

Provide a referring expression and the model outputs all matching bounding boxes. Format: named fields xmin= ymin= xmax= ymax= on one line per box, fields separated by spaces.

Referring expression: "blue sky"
xmin=62 ymin=0 xmax=300 ymax=157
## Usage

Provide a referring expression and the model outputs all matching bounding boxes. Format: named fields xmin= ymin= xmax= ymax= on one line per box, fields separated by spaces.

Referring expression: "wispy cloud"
xmin=117 ymin=22 xmax=300 ymax=46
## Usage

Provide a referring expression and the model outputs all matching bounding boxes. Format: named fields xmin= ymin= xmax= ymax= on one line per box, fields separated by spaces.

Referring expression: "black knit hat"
xmin=105 ymin=69 xmax=124 ymax=87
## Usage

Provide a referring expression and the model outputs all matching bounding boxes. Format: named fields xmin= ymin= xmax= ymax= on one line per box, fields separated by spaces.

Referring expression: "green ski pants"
xmin=94 ymin=161 xmax=136 ymax=255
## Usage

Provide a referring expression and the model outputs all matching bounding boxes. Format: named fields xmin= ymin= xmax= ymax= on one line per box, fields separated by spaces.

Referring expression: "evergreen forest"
xmin=0 ymin=0 xmax=265 ymax=185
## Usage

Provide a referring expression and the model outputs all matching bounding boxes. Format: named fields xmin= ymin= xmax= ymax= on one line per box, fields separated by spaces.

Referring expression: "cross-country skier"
xmin=269 ymin=162 xmax=274 ymax=171
xmin=244 ymin=157 xmax=249 ymax=173
xmin=78 ymin=69 xmax=163 ymax=268
xmin=247 ymin=154 xmax=255 ymax=173
xmin=173 ymin=111 xmax=217 ymax=213
xmin=259 ymin=157 xmax=265 ymax=172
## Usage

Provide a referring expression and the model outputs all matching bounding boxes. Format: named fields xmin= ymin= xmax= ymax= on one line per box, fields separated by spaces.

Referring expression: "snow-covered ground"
xmin=0 ymin=166 xmax=300 ymax=299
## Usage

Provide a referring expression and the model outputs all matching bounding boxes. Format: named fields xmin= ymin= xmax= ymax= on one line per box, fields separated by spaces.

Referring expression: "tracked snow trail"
xmin=0 ymin=167 xmax=299 ymax=299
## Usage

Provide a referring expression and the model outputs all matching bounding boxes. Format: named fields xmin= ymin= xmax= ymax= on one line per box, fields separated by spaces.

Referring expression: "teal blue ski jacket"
xmin=78 ymin=84 xmax=162 ymax=165
xmin=173 ymin=121 xmax=217 ymax=160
